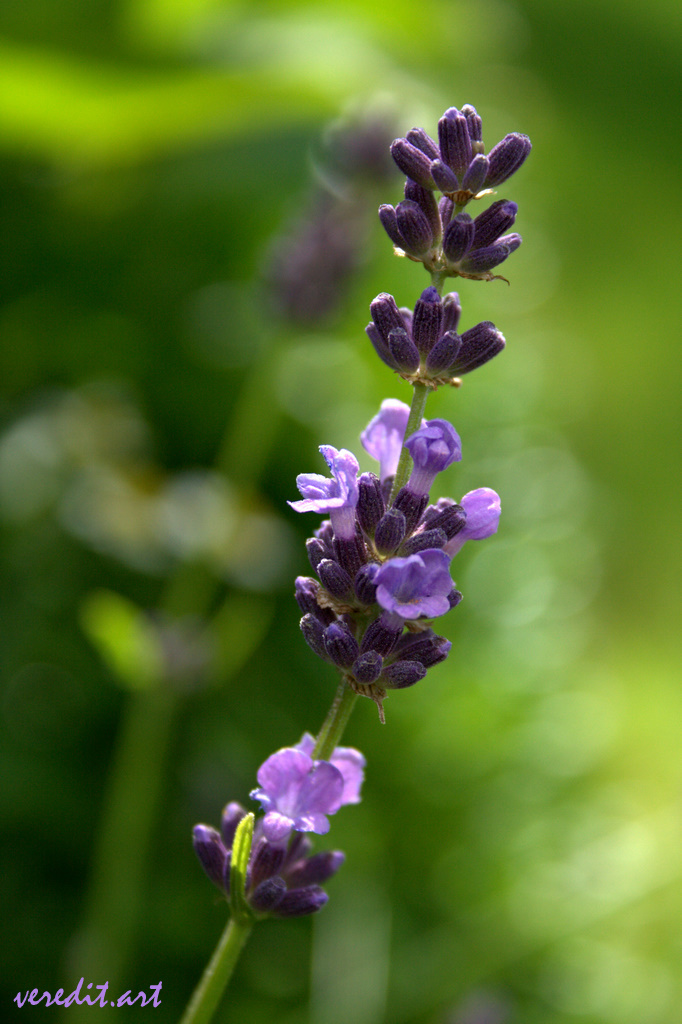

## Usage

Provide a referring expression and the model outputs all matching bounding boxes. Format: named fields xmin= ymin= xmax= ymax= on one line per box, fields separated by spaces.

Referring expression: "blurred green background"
xmin=1 ymin=1 xmax=680 ymax=1022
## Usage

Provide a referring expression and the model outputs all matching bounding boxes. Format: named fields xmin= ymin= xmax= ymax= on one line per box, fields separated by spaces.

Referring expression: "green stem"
xmin=179 ymin=915 xmax=254 ymax=1024
xmin=312 ymin=679 xmax=359 ymax=760
xmin=388 ymin=381 xmax=430 ymax=505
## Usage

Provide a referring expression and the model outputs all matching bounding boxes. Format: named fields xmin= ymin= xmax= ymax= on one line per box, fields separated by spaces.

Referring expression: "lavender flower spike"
xmin=375 ymin=548 xmax=453 ymax=621
xmin=445 ymin=487 xmax=501 ymax=557
xmin=290 ymin=445 xmax=360 ymax=540
xmin=404 ymin=419 xmax=462 ymax=497
xmin=250 ymin=736 xmax=366 ymax=843
xmin=361 ymin=399 xmax=416 ymax=482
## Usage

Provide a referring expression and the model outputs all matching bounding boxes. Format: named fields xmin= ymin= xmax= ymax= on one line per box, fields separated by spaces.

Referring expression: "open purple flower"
xmin=445 ymin=487 xmax=501 ymax=557
xmin=250 ymin=736 xmax=365 ymax=842
xmin=361 ymin=399 xmax=416 ymax=481
xmin=404 ymin=419 xmax=462 ymax=496
xmin=289 ymin=445 xmax=360 ymax=540
xmin=375 ymin=548 xmax=453 ymax=621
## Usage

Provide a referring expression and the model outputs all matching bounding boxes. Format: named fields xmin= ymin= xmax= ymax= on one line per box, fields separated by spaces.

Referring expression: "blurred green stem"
xmin=179 ymin=916 xmax=254 ymax=1024
xmin=313 ymin=679 xmax=359 ymax=760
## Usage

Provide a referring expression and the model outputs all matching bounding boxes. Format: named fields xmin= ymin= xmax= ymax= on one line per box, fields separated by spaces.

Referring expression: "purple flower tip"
xmin=374 ymin=548 xmax=453 ymax=620
xmin=404 ymin=418 xmax=462 ymax=496
xmin=445 ymin=487 xmax=501 ymax=557
xmin=289 ymin=445 xmax=360 ymax=540
xmin=361 ymin=399 xmax=420 ymax=482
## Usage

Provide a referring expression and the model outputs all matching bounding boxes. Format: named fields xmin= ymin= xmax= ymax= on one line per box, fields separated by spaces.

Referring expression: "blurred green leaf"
xmin=80 ymin=589 xmax=163 ymax=690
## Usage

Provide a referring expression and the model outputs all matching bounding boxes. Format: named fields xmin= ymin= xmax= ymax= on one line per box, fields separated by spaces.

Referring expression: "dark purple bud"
xmin=484 ymin=132 xmax=531 ymax=188
xmin=401 ymin=527 xmax=448 ymax=555
xmin=375 ymin=508 xmax=407 ymax=555
xmin=460 ymin=235 xmax=521 ymax=275
xmin=250 ymin=838 xmax=286 ymax=890
xmin=305 ymin=539 xmax=327 ymax=572
xmin=274 ymin=885 xmax=328 ymax=917
xmin=441 ymin=291 xmax=462 ymax=333
xmin=317 ymin=558 xmax=354 ymax=601
xmin=285 ymin=850 xmax=345 ymax=887
xmin=405 ymin=127 xmax=440 ymax=160
xmin=333 ymin=534 xmax=367 ymax=578
xmin=324 ymin=621 xmax=360 ymax=669
xmin=352 ymin=650 xmax=383 ymax=684
xmin=394 ymin=630 xmax=452 ymax=667
xmin=221 ymin=802 xmax=247 ymax=848
xmin=390 ymin=139 xmax=436 ymax=189
xmin=378 ymin=204 xmax=405 ymax=249
xmin=473 ymin=200 xmax=518 ymax=249
xmin=392 ymin=488 xmax=429 ymax=535
xmin=382 ymin=660 xmax=427 ymax=689
xmin=300 ymin=613 xmax=329 ymax=660
xmin=404 ymin=179 xmax=442 ymax=242
xmin=250 ymin=877 xmax=286 ymax=913
xmin=462 ymin=103 xmax=483 ymax=145
xmin=431 ymin=158 xmax=460 ymax=193
xmin=356 ymin=472 xmax=385 ymax=536
xmin=448 ymin=588 xmax=463 ymax=609
xmin=425 ymin=503 xmax=467 ymax=539
xmin=388 ymin=328 xmax=420 ymax=373
xmin=193 ymin=825 xmax=227 ymax=891
xmin=395 ymin=200 xmax=434 ymax=256
xmin=425 ymin=330 xmax=462 ymax=375
xmin=451 ymin=322 xmax=505 ymax=375
xmin=411 ymin=286 xmax=443 ymax=356
xmin=443 ymin=213 xmax=475 ymax=264
xmin=438 ymin=110 xmax=473 ymax=179
xmin=439 ymin=196 xmax=454 ymax=229
xmin=366 ymin=321 xmax=394 ymax=368
xmin=461 ymin=153 xmax=489 ymax=194
xmin=360 ymin=617 xmax=402 ymax=657
xmin=370 ymin=293 xmax=407 ymax=343
xmin=354 ymin=562 xmax=379 ymax=605
xmin=295 ymin=576 xmax=321 ymax=614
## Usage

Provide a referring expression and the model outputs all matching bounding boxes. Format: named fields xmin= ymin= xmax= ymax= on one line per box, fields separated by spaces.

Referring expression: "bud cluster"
xmin=291 ymin=401 xmax=500 ymax=721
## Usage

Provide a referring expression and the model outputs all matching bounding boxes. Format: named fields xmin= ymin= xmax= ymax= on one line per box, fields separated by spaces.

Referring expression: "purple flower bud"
xmin=443 ymin=213 xmax=475 ymax=264
xmin=333 ymin=532 xmax=368 ymax=579
xmin=423 ymin=501 xmax=467 ymax=539
xmin=401 ymin=527 xmax=448 ymax=555
xmin=285 ymin=850 xmax=345 ymax=887
xmin=461 ymin=153 xmax=489 ymax=193
xmin=375 ymin=548 xmax=453 ymax=620
xmin=394 ymin=630 xmax=452 ymax=667
xmin=404 ymin=180 xmax=442 ymax=242
xmin=274 ymin=885 xmax=329 ymax=917
xmin=250 ymin=837 xmax=286 ymax=890
xmin=395 ymin=199 xmax=435 ymax=256
xmin=360 ymin=616 xmax=402 ymax=656
xmin=438 ymin=109 xmax=473 ymax=180
xmin=290 ymin=445 xmax=360 ymax=541
xmin=193 ymin=825 xmax=227 ymax=891
xmin=353 ymin=650 xmax=383 ymax=684
xmin=356 ymin=472 xmax=385 ymax=536
xmin=390 ymin=138 xmax=436 ymax=189
xmin=317 ymin=558 xmax=354 ymax=601
xmin=361 ymin=399 xmax=413 ymax=482
xmin=378 ymin=204 xmax=404 ymax=250
xmin=250 ymin=877 xmax=287 ymax=913
xmin=445 ymin=488 xmax=501 ymax=557
xmin=448 ymin=588 xmax=463 ymax=609
xmin=431 ymin=158 xmax=460 ymax=193
xmin=405 ymin=419 xmax=462 ymax=496
xmin=441 ymin=291 xmax=462 ymax=333
xmin=323 ymin=621 xmax=360 ymax=669
xmin=405 ymin=127 xmax=440 ymax=160
xmin=460 ymin=235 xmax=521 ymax=276
xmin=391 ymin=488 xmax=429 ymax=535
xmin=306 ymin=538 xmax=328 ymax=572
xmin=411 ymin=286 xmax=444 ymax=356
xmin=295 ymin=576 xmax=321 ymax=615
xmin=473 ymin=199 xmax=518 ymax=249
xmin=450 ymin=322 xmax=505 ymax=375
xmin=374 ymin=508 xmax=407 ymax=555
xmin=484 ymin=132 xmax=532 ymax=188
xmin=300 ymin=613 xmax=329 ymax=661
xmin=388 ymin=327 xmax=421 ymax=373
xmin=461 ymin=103 xmax=483 ymax=144
xmin=382 ymin=660 xmax=427 ymax=689
xmin=354 ymin=562 xmax=379 ymax=605
xmin=425 ymin=330 xmax=462 ymax=375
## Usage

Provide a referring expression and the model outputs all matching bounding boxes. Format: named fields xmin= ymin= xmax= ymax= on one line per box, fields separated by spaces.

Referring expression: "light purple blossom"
xmin=445 ymin=487 xmax=501 ymax=557
xmin=289 ymin=445 xmax=360 ymax=540
xmin=374 ymin=548 xmax=453 ymax=621
xmin=405 ymin=418 xmax=462 ymax=496
xmin=360 ymin=399 xmax=418 ymax=482
xmin=250 ymin=735 xmax=366 ymax=843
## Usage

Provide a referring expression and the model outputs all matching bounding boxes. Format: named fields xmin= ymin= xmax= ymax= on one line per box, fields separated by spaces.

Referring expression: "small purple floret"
xmin=375 ymin=548 xmax=453 ymax=620
xmin=445 ymin=487 xmax=501 ymax=557
xmin=361 ymin=399 xmax=414 ymax=482
xmin=289 ymin=445 xmax=360 ymax=540
xmin=405 ymin=419 xmax=462 ymax=496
